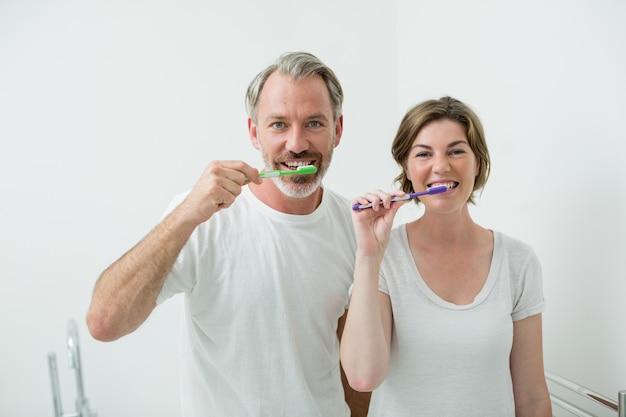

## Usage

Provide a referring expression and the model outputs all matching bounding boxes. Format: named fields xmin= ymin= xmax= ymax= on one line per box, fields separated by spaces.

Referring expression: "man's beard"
xmin=258 ymin=138 xmax=334 ymax=199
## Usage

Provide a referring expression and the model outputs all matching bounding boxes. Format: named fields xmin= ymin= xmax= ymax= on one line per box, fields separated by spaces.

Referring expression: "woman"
xmin=340 ymin=96 xmax=552 ymax=416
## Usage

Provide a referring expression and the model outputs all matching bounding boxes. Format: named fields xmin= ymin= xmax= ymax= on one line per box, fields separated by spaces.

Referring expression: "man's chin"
xmin=275 ymin=178 xmax=320 ymax=199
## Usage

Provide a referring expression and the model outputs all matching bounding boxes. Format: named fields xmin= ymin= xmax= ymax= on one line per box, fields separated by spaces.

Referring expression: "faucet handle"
xmin=66 ymin=320 xmax=80 ymax=369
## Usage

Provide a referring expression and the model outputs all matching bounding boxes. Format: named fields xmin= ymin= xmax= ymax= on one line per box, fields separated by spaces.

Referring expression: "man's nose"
xmin=285 ymin=126 xmax=309 ymax=154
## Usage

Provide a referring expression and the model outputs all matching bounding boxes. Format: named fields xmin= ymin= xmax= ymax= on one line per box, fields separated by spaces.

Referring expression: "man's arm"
xmin=86 ymin=160 xmax=261 ymax=342
xmin=337 ymin=311 xmax=372 ymax=417
xmin=86 ymin=205 xmax=198 ymax=341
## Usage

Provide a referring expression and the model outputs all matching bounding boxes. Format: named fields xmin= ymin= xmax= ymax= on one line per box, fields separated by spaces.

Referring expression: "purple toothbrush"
xmin=352 ymin=185 xmax=448 ymax=211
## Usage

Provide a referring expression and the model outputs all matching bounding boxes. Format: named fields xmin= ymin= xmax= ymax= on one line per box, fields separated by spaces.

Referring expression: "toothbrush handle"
xmin=352 ymin=188 xmax=444 ymax=211
xmin=352 ymin=194 xmax=411 ymax=211
xmin=259 ymin=171 xmax=280 ymax=178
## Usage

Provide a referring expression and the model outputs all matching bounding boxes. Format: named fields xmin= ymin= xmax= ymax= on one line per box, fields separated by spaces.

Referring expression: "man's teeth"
xmin=284 ymin=162 xmax=313 ymax=169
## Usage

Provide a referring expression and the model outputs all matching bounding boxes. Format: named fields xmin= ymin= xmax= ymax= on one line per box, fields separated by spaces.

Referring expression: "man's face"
xmin=248 ymin=72 xmax=343 ymax=198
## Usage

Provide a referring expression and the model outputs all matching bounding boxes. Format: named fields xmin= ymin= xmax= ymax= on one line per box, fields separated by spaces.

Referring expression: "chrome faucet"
xmin=48 ymin=319 xmax=97 ymax=417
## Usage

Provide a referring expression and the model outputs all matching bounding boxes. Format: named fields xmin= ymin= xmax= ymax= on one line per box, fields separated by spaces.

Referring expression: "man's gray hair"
xmin=245 ymin=51 xmax=343 ymax=124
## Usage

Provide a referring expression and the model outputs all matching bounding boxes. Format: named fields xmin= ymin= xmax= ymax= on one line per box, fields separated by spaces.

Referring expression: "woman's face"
xmin=404 ymin=119 xmax=478 ymax=213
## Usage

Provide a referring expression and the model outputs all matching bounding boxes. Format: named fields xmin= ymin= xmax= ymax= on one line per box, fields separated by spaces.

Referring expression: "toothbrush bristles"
xmin=428 ymin=185 xmax=448 ymax=194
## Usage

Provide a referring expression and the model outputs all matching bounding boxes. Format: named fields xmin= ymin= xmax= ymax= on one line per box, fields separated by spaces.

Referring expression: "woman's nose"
xmin=432 ymin=154 xmax=451 ymax=173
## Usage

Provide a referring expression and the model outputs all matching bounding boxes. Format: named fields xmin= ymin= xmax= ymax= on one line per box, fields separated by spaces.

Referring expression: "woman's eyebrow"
xmin=447 ymin=140 xmax=470 ymax=148
xmin=410 ymin=139 xmax=469 ymax=151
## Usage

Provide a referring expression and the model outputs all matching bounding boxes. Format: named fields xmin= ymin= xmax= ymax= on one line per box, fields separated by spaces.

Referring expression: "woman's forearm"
xmin=340 ymin=255 xmax=392 ymax=392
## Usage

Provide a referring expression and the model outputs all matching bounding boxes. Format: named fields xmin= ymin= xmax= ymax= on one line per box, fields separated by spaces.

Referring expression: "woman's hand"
xmin=351 ymin=189 xmax=406 ymax=258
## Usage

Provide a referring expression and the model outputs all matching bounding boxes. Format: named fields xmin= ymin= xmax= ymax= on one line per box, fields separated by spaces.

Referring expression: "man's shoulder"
xmin=323 ymin=187 xmax=351 ymax=206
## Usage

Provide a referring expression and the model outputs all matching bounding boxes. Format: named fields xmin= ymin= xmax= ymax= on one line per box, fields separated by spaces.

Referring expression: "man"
xmin=86 ymin=51 xmax=370 ymax=416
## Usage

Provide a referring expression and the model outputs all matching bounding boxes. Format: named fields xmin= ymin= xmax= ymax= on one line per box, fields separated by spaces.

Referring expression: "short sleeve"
xmin=511 ymin=246 xmax=546 ymax=321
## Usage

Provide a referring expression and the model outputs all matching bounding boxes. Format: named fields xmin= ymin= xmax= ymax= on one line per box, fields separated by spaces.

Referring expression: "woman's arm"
xmin=340 ymin=190 xmax=403 ymax=392
xmin=340 ymin=258 xmax=394 ymax=392
xmin=510 ymin=313 xmax=552 ymax=417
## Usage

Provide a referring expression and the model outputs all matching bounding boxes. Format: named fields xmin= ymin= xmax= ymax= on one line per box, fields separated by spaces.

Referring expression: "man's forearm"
xmin=86 ymin=205 xmax=198 ymax=341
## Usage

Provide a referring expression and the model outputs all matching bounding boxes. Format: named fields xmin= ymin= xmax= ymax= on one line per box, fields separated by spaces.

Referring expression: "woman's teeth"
xmin=428 ymin=182 xmax=458 ymax=189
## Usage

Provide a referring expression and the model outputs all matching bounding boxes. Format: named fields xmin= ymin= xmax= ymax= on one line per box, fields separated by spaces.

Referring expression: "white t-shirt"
xmin=368 ymin=226 xmax=545 ymax=417
xmin=157 ymin=186 xmax=356 ymax=417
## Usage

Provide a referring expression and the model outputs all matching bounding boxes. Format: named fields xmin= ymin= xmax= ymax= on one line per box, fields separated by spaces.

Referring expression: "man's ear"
xmin=333 ymin=115 xmax=344 ymax=147
xmin=248 ymin=118 xmax=260 ymax=150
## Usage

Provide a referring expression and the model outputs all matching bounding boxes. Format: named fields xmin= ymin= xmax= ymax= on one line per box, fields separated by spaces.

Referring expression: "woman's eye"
xmin=415 ymin=152 xmax=429 ymax=158
xmin=450 ymin=149 xmax=466 ymax=156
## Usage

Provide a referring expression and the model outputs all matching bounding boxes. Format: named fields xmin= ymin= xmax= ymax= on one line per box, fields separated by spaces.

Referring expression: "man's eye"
xmin=273 ymin=122 xmax=285 ymax=129
xmin=308 ymin=121 xmax=320 ymax=128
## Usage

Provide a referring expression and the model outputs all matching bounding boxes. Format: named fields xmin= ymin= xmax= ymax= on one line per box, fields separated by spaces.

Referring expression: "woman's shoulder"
xmin=493 ymin=231 xmax=539 ymax=267
xmin=494 ymin=230 xmax=534 ymax=251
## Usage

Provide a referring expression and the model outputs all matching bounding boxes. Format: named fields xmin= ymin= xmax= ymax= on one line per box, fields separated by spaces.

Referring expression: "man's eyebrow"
xmin=305 ymin=113 xmax=330 ymax=121
xmin=262 ymin=113 xmax=331 ymax=123
xmin=263 ymin=113 xmax=286 ymax=121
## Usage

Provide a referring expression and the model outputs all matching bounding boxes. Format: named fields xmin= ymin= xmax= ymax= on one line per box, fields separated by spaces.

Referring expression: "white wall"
xmin=0 ymin=1 xmax=623 ymax=416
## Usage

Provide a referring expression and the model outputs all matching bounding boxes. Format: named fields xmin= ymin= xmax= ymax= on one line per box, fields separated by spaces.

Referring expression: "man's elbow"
xmin=85 ymin=309 xmax=123 ymax=342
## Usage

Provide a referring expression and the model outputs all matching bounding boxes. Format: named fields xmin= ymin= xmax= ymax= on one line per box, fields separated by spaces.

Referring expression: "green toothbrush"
xmin=259 ymin=165 xmax=317 ymax=178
